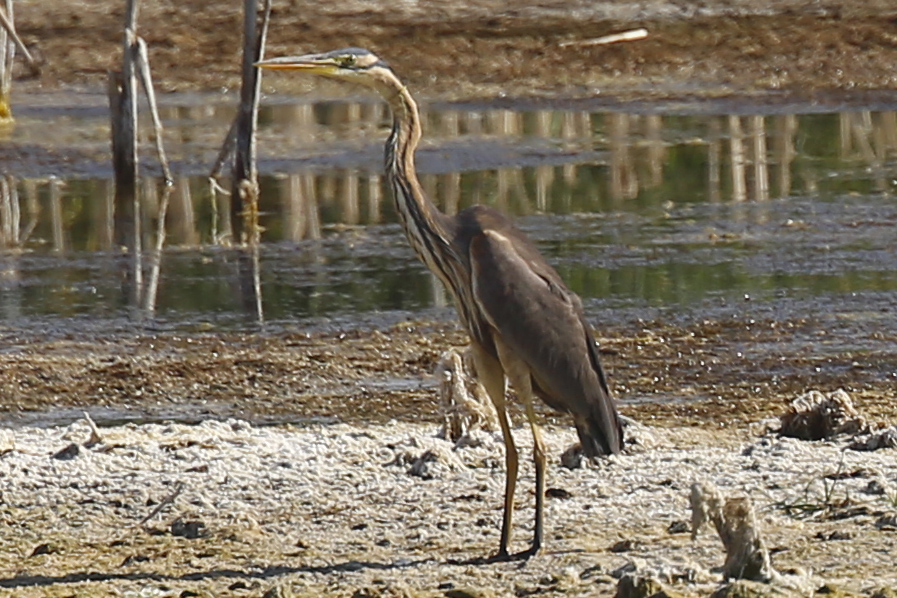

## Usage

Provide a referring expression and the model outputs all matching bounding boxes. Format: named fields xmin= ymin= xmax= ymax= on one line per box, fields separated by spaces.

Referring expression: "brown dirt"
xmin=3 ymin=315 xmax=895 ymax=431
xmin=13 ymin=1 xmax=897 ymax=99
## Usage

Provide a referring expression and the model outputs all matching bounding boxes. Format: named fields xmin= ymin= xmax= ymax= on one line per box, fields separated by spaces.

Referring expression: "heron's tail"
xmin=577 ymin=321 xmax=624 ymax=457
xmin=575 ymin=401 xmax=624 ymax=458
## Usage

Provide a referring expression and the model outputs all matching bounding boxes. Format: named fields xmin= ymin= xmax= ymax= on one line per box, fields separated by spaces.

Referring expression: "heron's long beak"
xmin=255 ymin=54 xmax=338 ymax=74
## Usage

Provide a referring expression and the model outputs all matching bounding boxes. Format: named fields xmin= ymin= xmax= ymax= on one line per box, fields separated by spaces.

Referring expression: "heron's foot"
xmin=449 ymin=545 xmax=539 ymax=566
xmin=517 ymin=541 xmax=541 ymax=560
xmin=485 ymin=545 xmax=539 ymax=563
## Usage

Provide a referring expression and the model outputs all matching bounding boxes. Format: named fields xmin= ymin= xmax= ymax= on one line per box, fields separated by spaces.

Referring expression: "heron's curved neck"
xmin=382 ymin=82 xmax=452 ymax=263
xmin=379 ymin=77 xmax=482 ymax=341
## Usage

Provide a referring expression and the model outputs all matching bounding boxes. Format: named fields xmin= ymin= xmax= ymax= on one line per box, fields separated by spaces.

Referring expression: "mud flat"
xmin=13 ymin=0 xmax=897 ymax=98
xmin=1 ymin=411 xmax=896 ymax=597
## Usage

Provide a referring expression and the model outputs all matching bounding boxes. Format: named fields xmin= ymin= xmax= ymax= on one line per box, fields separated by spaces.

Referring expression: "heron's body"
xmin=258 ymin=48 xmax=623 ymax=559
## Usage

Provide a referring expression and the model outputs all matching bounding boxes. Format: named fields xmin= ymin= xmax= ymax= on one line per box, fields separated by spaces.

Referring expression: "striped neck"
xmin=382 ymin=84 xmax=452 ymax=273
xmin=379 ymin=78 xmax=483 ymax=344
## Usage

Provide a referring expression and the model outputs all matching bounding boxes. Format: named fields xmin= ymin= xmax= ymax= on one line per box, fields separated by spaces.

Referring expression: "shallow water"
xmin=1 ymin=92 xmax=896 ymax=332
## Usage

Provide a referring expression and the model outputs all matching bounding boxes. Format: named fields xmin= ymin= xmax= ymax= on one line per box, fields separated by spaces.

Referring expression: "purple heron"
xmin=257 ymin=48 xmax=624 ymax=560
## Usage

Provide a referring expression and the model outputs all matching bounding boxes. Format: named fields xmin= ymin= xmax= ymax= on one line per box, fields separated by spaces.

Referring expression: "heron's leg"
xmin=470 ymin=342 xmax=515 ymax=559
xmin=521 ymin=390 xmax=547 ymax=556
xmin=494 ymin=338 xmax=546 ymax=557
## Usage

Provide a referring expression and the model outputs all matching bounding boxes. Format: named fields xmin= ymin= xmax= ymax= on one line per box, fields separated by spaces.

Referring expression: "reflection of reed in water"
xmin=608 ymin=112 xmax=638 ymax=202
xmin=342 ymin=169 xmax=361 ymax=225
xmin=773 ymin=115 xmax=797 ymax=198
xmin=168 ymin=176 xmax=199 ymax=246
xmin=3 ymin=107 xmax=897 ymax=254
xmin=280 ymin=173 xmax=321 ymax=241
xmin=0 ymin=175 xmax=20 ymax=248
xmin=728 ymin=115 xmax=747 ymax=203
xmin=644 ymin=114 xmax=665 ymax=188
xmin=716 ymin=114 xmax=771 ymax=206
xmin=48 ymin=178 xmax=65 ymax=252
xmin=750 ymin=115 xmax=769 ymax=203
xmin=839 ymin=111 xmax=897 ymax=194
xmin=707 ymin=117 xmax=722 ymax=203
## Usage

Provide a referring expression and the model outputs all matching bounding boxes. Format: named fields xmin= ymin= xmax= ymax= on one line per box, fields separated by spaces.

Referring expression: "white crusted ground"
xmin=0 ymin=418 xmax=895 ymax=597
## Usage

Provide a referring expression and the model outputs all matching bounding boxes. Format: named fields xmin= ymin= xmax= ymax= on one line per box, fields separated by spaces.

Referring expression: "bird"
xmin=256 ymin=47 xmax=624 ymax=560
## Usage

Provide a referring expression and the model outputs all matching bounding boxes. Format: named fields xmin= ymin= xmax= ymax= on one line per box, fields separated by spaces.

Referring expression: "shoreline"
xmin=13 ymin=2 xmax=897 ymax=100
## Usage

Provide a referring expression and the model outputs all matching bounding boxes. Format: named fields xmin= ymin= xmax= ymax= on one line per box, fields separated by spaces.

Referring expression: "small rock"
xmin=848 ymin=426 xmax=897 ymax=451
xmin=120 ymin=554 xmax=151 ymax=567
xmin=51 ymin=443 xmax=80 ymax=460
xmin=444 ymin=589 xmax=496 ymax=598
xmin=560 ymin=444 xmax=584 ymax=469
xmin=862 ymin=480 xmax=887 ymax=495
xmin=815 ymin=530 xmax=853 ymax=541
xmin=611 ymin=560 xmax=642 ymax=579
xmin=229 ymin=419 xmax=252 ymax=432
xmin=408 ymin=450 xmax=440 ymax=479
xmin=615 ymin=574 xmax=681 ymax=598
xmin=29 ymin=543 xmax=54 ymax=557
xmin=610 ymin=539 xmax=637 ymax=553
xmin=171 ymin=518 xmax=207 ymax=539
xmin=406 ymin=446 xmax=463 ymax=480
xmin=874 ymin=514 xmax=897 ymax=531
xmin=667 ymin=520 xmax=690 ymax=534
xmin=262 ymin=584 xmax=294 ymax=598
xmin=546 ymin=487 xmax=572 ymax=499
xmin=710 ymin=580 xmax=797 ymax=598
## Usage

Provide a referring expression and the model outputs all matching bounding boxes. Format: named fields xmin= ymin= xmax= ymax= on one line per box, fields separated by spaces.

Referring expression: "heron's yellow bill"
xmin=255 ymin=55 xmax=337 ymax=74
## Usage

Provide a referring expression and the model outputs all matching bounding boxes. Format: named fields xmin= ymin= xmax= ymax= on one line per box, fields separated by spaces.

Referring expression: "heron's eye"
xmin=340 ymin=55 xmax=358 ymax=68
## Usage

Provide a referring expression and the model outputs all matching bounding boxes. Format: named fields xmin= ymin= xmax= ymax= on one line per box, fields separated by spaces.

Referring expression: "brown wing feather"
xmin=467 ymin=223 xmax=623 ymax=456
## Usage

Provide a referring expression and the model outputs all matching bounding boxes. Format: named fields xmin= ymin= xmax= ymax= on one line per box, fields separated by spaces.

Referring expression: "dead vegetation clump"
xmin=779 ymin=389 xmax=867 ymax=440
xmin=690 ymin=482 xmax=779 ymax=583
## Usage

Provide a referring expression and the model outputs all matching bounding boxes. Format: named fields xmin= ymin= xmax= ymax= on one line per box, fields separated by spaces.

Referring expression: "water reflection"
xmin=1 ymin=97 xmax=896 ymax=328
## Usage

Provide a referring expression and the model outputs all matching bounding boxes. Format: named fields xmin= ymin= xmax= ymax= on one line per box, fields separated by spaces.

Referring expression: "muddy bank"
xmin=13 ymin=1 xmax=897 ymax=100
xmin=2 ymin=306 xmax=896 ymax=430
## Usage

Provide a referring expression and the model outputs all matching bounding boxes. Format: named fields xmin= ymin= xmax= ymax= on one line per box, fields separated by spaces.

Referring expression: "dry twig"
xmin=139 ymin=482 xmax=185 ymax=527
xmin=560 ymin=28 xmax=648 ymax=48
xmin=0 ymin=4 xmax=39 ymax=76
xmin=82 ymin=412 xmax=104 ymax=448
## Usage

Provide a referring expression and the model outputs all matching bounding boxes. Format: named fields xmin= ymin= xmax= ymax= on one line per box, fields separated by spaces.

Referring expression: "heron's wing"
xmin=469 ymin=228 xmax=622 ymax=455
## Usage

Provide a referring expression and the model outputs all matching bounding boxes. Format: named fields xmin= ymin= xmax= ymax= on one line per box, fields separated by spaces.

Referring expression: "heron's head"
xmin=256 ymin=47 xmax=394 ymax=90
